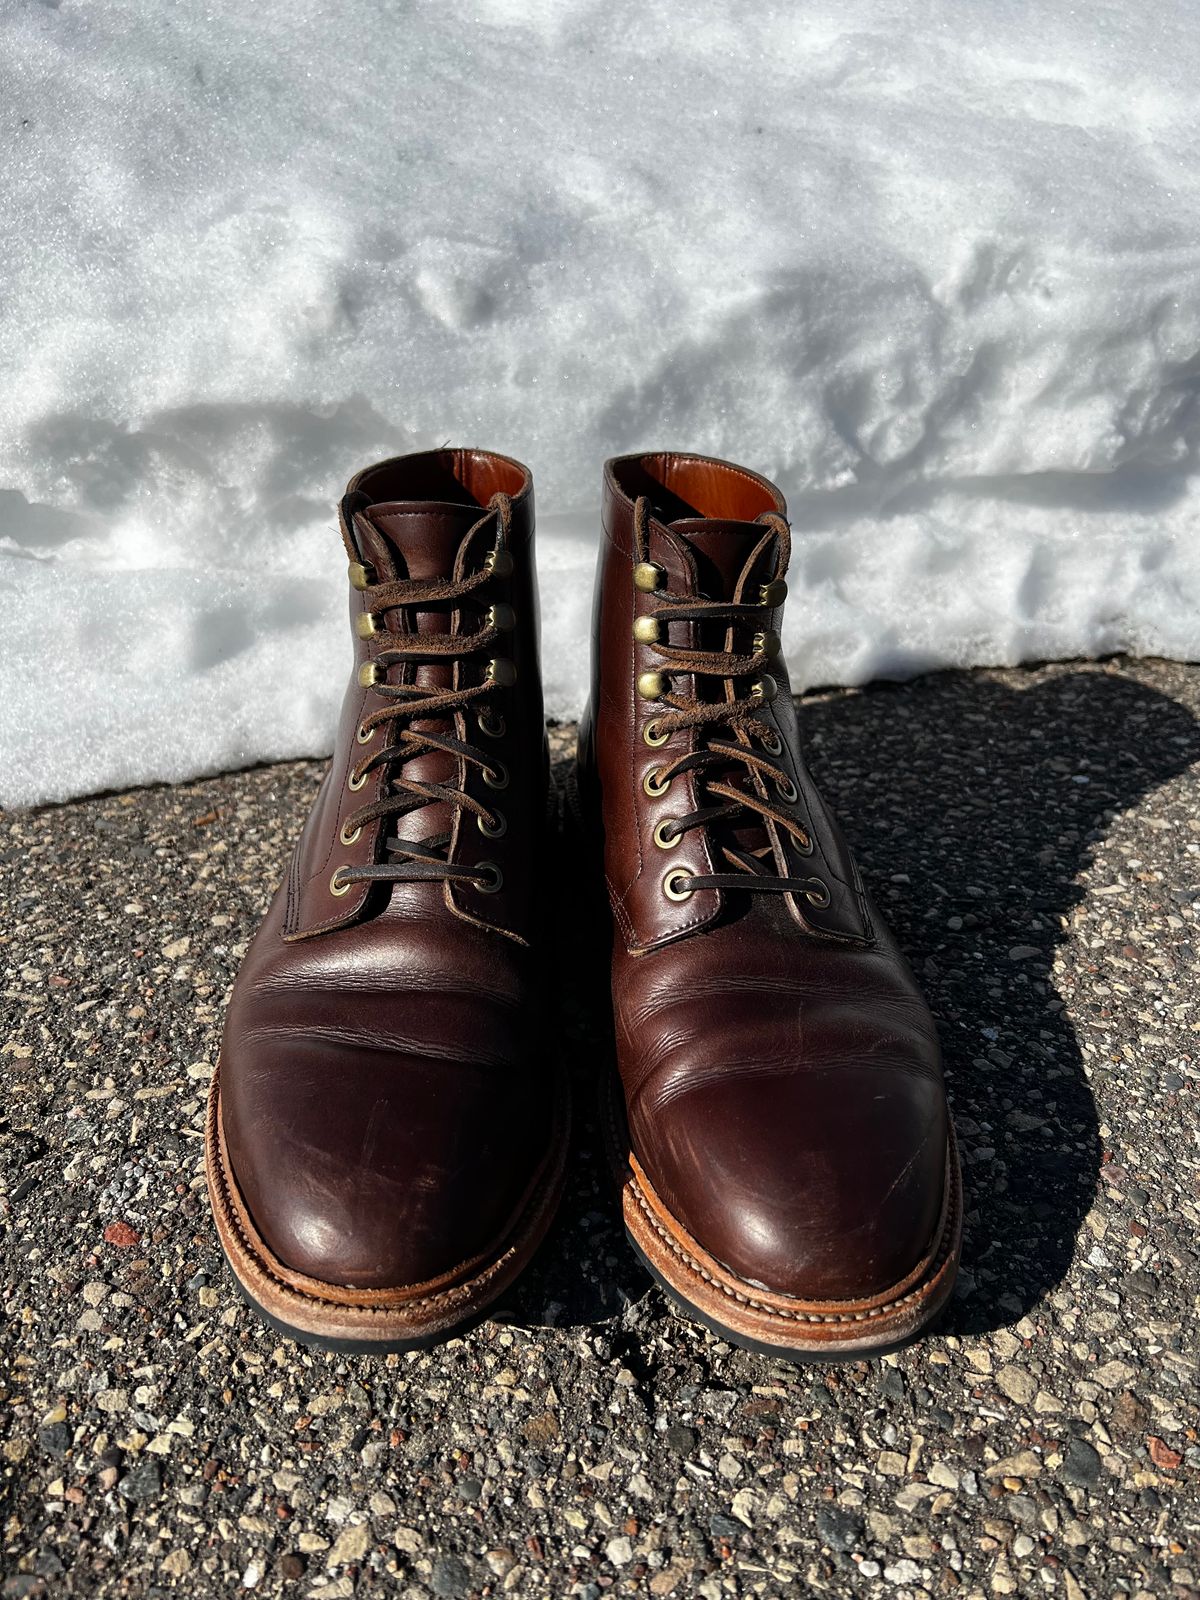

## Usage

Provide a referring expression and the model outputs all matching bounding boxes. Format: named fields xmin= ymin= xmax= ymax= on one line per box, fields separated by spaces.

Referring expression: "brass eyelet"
xmin=340 ymin=821 xmax=362 ymax=846
xmin=347 ymin=768 xmax=368 ymax=792
xmin=329 ymin=867 xmax=352 ymax=897
xmin=643 ymin=720 xmax=670 ymax=748
xmin=485 ymin=657 xmax=517 ymax=688
xmin=753 ymin=629 xmax=781 ymax=660
xmin=485 ymin=548 xmax=514 ymax=578
xmin=478 ymin=809 xmax=507 ymax=838
xmin=355 ymin=612 xmax=379 ymax=640
xmin=475 ymin=861 xmax=503 ymax=894
xmin=775 ymin=774 xmax=798 ymax=803
xmin=759 ymin=578 xmax=787 ymax=606
xmin=643 ymin=767 xmax=671 ymax=798
xmin=632 ymin=615 xmax=660 ymax=645
xmin=482 ymin=761 xmax=509 ymax=791
xmin=652 ymin=818 xmax=681 ymax=850
xmin=348 ymin=562 xmax=375 ymax=591
xmin=637 ymin=671 xmax=665 ymax=701
xmin=633 ymin=562 xmax=663 ymax=593
xmin=760 ymin=729 xmax=782 ymax=756
xmin=478 ymin=708 xmax=506 ymax=739
xmin=793 ymin=830 xmax=815 ymax=857
xmin=358 ymin=661 xmax=381 ymax=689
xmin=751 ymin=674 xmax=778 ymax=703
xmin=487 ymin=603 xmax=516 ymax=632
xmin=805 ymin=880 xmax=831 ymax=908
xmin=356 ymin=722 xmax=376 ymax=745
xmin=663 ymin=868 xmax=695 ymax=902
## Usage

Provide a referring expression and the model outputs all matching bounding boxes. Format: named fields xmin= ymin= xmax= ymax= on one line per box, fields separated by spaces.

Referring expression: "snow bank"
xmin=2 ymin=0 xmax=1199 ymax=806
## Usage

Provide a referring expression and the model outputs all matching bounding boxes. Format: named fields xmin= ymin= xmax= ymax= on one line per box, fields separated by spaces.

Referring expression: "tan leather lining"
xmin=606 ymin=452 xmax=786 ymax=523
xmin=346 ymin=448 xmax=531 ymax=513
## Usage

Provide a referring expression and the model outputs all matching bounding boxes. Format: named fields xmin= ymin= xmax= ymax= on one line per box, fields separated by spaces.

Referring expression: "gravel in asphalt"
xmin=2 ymin=657 xmax=1199 ymax=1599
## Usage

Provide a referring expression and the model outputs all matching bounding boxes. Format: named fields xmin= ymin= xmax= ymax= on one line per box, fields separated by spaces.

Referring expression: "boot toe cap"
xmin=220 ymin=1039 xmax=544 ymax=1291
xmin=637 ymin=1062 xmax=948 ymax=1303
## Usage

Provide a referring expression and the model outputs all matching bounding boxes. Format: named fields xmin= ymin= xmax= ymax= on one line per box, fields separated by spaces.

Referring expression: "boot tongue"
xmin=669 ymin=517 xmax=776 ymax=601
xmin=667 ymin=518 xmax=782 ymax=867
xmin=357 ymin=499 xmax=484 ymax=581
xmin=353 ymin=499 xmax=490 ymax=850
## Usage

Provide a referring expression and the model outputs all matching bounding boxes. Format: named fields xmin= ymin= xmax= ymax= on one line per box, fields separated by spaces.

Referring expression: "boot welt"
xmin=205 ymin=1063 xmax=570 ymax=1353
xmin=609 ymin=1081 xmax=962 ymax=1363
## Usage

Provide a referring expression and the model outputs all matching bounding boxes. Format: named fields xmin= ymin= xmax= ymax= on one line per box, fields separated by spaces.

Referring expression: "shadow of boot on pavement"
xmin=799 ymin=662 xmax=1200 ymax=1336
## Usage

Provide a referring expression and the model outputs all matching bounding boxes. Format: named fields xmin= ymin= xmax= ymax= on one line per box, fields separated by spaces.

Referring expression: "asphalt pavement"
xmin=2 ymin=656 xmax=1198 ymax=1599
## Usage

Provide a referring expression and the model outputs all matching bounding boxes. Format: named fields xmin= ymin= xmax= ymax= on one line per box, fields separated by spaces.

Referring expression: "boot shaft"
xmin=581 ymin=450 xmax=868 ymax=951
xmin=285 ymin=448 xmax=546 ymax=943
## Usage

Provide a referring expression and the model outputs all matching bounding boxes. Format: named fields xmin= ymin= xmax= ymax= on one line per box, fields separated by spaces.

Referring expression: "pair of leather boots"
xmin=206 ymin=448 xmax=961 ymax=1361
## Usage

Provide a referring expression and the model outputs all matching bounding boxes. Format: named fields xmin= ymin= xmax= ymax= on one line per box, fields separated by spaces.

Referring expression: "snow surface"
xmin=3 ymin=0 xmax=1199 ymax=806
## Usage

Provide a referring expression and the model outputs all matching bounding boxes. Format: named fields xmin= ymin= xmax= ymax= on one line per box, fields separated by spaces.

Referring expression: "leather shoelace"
xmin=334 ymin=496 xmax=514 ymax=895
xmin=633 ymin=497 xmax=830 ymax=907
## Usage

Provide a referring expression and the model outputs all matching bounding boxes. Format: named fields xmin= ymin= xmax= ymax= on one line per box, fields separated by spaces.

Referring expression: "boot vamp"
xmin=219 ymin=883 xmax=547 ymax=1290
xmin=616 ymin=898 xmax=948 ymax=1301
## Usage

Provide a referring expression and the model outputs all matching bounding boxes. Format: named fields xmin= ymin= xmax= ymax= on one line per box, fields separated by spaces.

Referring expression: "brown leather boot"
xmin=575 ymin=452 xmax=960 ymax=1359
xmin=207 ymin=449 xmax=568 ymax=1350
